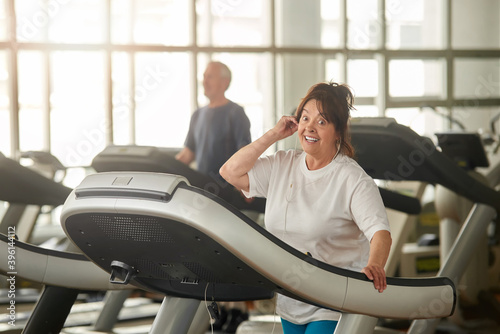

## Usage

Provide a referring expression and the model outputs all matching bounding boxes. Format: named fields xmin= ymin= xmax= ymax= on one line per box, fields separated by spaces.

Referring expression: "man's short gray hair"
xmin=210 ymin=61 xmax=232 ymax=83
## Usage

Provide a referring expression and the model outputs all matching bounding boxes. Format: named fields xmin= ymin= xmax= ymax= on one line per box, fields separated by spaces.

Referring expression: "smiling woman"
xmin=220 ymin=81 xmax=392 ymax=334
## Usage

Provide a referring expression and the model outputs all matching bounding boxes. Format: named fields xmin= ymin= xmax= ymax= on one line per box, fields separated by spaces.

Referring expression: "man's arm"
xmin=175 ymin=147 xmax=195 ymax=165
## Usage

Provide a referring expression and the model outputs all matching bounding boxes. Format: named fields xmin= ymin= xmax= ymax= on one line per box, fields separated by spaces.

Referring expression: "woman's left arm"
xmin=362 ymin=230 xmax=392 ymax=293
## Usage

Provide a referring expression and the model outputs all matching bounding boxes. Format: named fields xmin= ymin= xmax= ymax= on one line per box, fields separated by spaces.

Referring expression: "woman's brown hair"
xmin=295 ymin=81 xmax=355 ymax=158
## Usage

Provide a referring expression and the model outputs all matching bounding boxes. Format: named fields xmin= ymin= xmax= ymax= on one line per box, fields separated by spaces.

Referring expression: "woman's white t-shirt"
xmin=244 ymin=150 xmax=390 ymax=324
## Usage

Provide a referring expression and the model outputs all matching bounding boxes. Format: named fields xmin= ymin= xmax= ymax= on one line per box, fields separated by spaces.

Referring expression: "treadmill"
xmin=348 ymin=118 xmax=500 ymax=333
xmin=0 ymin=152 xmax=73 ymax=307
xmin=0 ymin=153 xmax=159 ymax=333
xmin=59 ymin=171 xmax=456 ymax=334
xmin=0 ymin=152 xmax=135 ymax=333
xmin=0 ymin=152 xmax=72 ymax=242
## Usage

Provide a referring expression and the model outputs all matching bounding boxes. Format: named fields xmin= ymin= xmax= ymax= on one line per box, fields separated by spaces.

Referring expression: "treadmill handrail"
xmin=378 ymin=187 xmax=421 ymax=215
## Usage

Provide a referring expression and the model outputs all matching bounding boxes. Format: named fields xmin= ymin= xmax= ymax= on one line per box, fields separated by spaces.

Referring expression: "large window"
xmin=197 ymin=0 xmax=270 ymax=47
xmin=454 ymin=58 xmax=500 ymax=99
xmin=389 ymin=58 xmax=446 ymax=99
xmin=452 ymin=0 xmax=500 ymax=49
xmin=347 ymin=0 xmax=381 ymax=49
xmin=111 ymin=51 xmax=133 ymax=145
xmin=386 ymin=0 xmax=445 ymax=50
xmin=0 ymin=0 xmax=7 ymax=41
xmin=111 ymin=0 xmax=191 ymax=46
xmin=15 ymin=0 xmax=106 ymax=43
xmin=1 ymin=0 xmax=499 ymax=166
xmin=134 ymin=52 xmax=191 ymax=148
xmin=50 ymin=51 xmax=107 ymax=167
xmin=0 ymin=50 xmax=9 ymax=156
xmin=18 ymin=51 xmax=46 ymax=152
xmin=348 ymin=58 xmax=379 ymax=98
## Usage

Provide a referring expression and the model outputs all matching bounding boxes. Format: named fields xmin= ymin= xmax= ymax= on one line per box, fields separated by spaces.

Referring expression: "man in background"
xmin=176 ymin=61 xmax=251 ymax=185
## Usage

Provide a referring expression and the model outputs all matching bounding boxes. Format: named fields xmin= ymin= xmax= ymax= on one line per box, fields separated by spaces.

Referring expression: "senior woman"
xmin=220 ymin=82 xmax=392 ymax=334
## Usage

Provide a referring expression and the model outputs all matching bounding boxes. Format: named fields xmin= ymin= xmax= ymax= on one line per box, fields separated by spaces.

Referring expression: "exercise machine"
xmin=432 ymin=127 xmax=500 ymax=326
xmin=348 ymin=118 xmax=500 ymax=333
xmin=0 ymin=152 xmax=72 ymax=243
xmin=0 ymin=153 xmax=160 ymax=333
xmin=435 ymin=132 xmax=491 ymax=305
xmin=59 ymin=171 xmax=456 ymax=334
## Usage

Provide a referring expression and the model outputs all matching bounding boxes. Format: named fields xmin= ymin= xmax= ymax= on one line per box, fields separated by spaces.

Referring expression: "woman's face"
xmin=298 ymin=99 xmax=339 ymax=163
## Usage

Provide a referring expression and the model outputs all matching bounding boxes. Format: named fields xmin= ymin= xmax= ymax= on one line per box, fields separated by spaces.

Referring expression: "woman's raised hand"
xmin=273 ymin=115 xmax=299 ymax=140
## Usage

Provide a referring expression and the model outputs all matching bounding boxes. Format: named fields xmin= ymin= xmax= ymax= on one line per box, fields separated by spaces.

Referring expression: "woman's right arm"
xmin=220 ymin=116 xmax=298 ymax=192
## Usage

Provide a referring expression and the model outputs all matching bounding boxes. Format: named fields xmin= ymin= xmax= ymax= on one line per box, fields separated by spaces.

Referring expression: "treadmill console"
xmin=436 ymin=132 xmax=489 ymax=170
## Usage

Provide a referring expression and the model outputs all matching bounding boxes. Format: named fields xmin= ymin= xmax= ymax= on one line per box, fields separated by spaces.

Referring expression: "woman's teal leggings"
xmin=281 ymin=319 xmax=338 ymax=334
